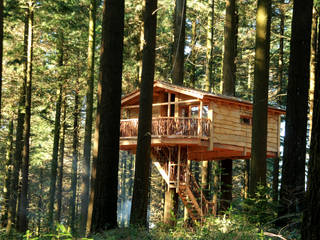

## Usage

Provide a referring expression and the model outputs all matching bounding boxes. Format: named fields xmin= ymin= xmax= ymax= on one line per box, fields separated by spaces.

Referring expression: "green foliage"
xmin=97 ymin=214 xmax=282 ymax=240
xmin=241 ymin=184 xmax=277 ymax=226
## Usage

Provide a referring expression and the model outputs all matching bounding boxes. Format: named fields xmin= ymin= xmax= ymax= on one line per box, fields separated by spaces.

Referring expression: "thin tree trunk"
xmin=190 ymin=20 xmax=197 ymax=88
xmin=201 ymin=161 xmax=210 ymax=199
xmin=172 ymin=0 xmax=186 ymax=85
xmin=87 ymin=0 xmax=124 ymax=233
xmin=6 ymin=12 xmax=28 ymax=234
xmin=205 ymin=0 xmax=214 ymax=92
xmin=37 ymin=167 xmax=44 ymax=235
xmin=0 ymin=0 xmax=3 ymax=120
xmin=130 ymin=0 xmax=158 ymax=227
xmin=17 ymin=1 xmax=34 ymax=232
xmin=308 ymin=8 xmax=317 ymax=141
xmin=56 ymin=95 xmax=66 ymax=222
xmin=48 ymin=31 xmax=64 ymax=230
xmin=136 ymin=0 xmax=145 ymax=86
xmin=272 ymin=0 xmax=285 ymax=203
xmin=279 ymin=0 xmax=313 ymax=217
xmin=79 ymin=0 xmax=97 ymax=235
xmin=211 ymin=161 xmax=219 ymax=216
xmin=1 ymin=120 xmax=14 ymax=227
xmin=244 ymin=159 xmax=249 ymax=199
xmin=70 ymin=82 xmax=79 ymax=234
xmin=249 ymin=0 xmax=271 ymax=194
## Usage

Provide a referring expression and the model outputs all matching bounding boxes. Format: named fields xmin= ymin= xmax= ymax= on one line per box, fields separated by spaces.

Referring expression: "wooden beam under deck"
xmin=119 ymin=136 xmax=209 ymax=151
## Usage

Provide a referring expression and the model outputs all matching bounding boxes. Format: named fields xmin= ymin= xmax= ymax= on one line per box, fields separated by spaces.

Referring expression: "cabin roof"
xmin=121 ymin=81 xmax=286 ymax=114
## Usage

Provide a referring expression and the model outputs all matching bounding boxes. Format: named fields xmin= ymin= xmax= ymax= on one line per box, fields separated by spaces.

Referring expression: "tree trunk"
xmin=211 ymin=161 xmax=219 ymax=216
xmin=56 ymin=95 xmax=66 ymax=222
xmin=0 ymin=0 xmax=3 ymax=120
xmin=88 ymin=0 xmax=124 ymax=233
xmin=272 ymin=0 xmax=285 ymax=203
xmin=301 ymin=18 xmax=320 ymax=238
xmin=221 ymin=0 xmax=237 ymax=211
xmin=308 ymin=8 xmax=317 ymax=142
xmin=222 ymin=0 xmax=237 ymax=96
xmin=201 ymin=161 xmax=210 ymax=199
xmin=70 ymin=82 xmax=79 ymax=233
xmin=172 ymin=0 xmax=186 ymax=85
xmin=130 ymin=0 xmax=158 ymax=227
xmin=6 ymin=12 xmax=28 ymax=234
xmin=205 ymin=0 xmax=214 ymax=92
xmin=17 ymin=1 xmax=34 ymax=232
xmin=79 ymin=0 xmax=97 ymax=235
xmin=1 ymin=120 xmax=14 ymax=227
xmin=48 ymin=70 xmax=63 ymax=230
xmin=249 ymin=0 xmax=271 ymax=194
xmin=190 ymin=20 xmax=197 ymax=88
xmin=279 ymin=0 xmax=313 ymax=217
xmin=220 ymin=159 xmax=232 ymax=213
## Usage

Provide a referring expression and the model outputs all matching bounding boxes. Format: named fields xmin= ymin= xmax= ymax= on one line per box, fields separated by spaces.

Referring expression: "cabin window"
xmin=191 ymin=106 xmax=199 ymax=118
xmin=202 ymin=105 xmax=208 ymax=118
xmin=240 ymin=116 xmax=251 ymax=125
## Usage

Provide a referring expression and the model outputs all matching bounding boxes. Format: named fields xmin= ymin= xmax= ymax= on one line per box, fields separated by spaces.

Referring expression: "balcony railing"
xmin=120 ymin=117 xmax=211 ymax=138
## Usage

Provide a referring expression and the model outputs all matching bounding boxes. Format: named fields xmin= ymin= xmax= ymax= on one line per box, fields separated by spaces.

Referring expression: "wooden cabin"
xmin=120 ymin=81 xmax=285 ymax=221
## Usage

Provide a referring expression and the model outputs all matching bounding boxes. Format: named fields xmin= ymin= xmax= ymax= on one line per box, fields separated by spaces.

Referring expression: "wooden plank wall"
xmin=212 ymin=102 xmax=279 ymax=153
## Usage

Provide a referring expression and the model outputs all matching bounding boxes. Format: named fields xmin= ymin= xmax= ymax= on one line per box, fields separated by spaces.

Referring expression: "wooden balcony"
xmin=120 ymin=117 xmax=211 ymax=139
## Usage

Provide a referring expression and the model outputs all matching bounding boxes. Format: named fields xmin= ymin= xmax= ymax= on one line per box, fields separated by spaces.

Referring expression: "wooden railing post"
xmin=198 ymin=101 xmax=203 ymax=136
xmin=176 ymin=146 xmax=181 ymax=193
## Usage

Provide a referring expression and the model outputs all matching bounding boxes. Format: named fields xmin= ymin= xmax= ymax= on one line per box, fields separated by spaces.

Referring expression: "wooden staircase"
xmin=154 ymin=158 xmax=213 ymax=221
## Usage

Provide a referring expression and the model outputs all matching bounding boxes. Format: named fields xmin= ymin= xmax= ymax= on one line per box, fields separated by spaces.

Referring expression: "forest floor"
xmin=94 ymin=215 xmax=299 ymax=240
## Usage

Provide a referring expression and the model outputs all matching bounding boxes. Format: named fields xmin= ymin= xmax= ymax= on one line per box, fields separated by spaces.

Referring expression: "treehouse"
xmin=120 ymin=81 xmax=285 ymax=221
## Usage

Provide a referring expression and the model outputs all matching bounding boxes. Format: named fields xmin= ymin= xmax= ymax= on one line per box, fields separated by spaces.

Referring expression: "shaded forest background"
xmin=0 ymin=0 xmax=319 ymax=239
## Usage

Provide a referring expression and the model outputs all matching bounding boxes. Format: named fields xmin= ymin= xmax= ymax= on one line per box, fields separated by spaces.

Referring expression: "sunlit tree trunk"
xmin=6 ymin=13 xmax=28 ymax=234
xmin=0 ymin=0 xmax=3 ymax=120
xmin=302 ymin=18 xmax=320 ymax=238
xmin=17 ymin=1 xmax=34 ymax=231
xmin=79 ymin=0 xmax=97 ymax=235
xmin=249 ymin=0 xmax=271 ymax=194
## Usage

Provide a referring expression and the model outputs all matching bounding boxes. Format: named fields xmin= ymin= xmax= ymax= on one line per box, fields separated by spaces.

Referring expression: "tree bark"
xmin=220 ymin=159 xmax=232 ymax=212
xmin=220 ymin=0 xmax=237 ymax=211
xmin=272 ymin=0 xmax=285 ymax=203
xmin=1 ymin=120 xmax=14 ymax=227
xmin=56 ymin=95 xmax=66 ymax=223
xmin=48 ymin=51 xmax=63 ymax=230
xmin=70 ymin=82 xmax=79 ymax=233
xmin=6 ymin=12 xmax=28 ymax=234
xmin=279 ymin=0 xmax=313 ymax=217
xmin=88 ymin=0 xmax=124 ymax=233
xmin=308 ymin=8 xmax=317 ymax=142
xmin=172 ymin=0 xmax=186 ymax=85
xmin=205 ymin=0 xmax=214 ymax=92
xmin=130 ymin=0 xmax=158 ymax=227
xmin=249 ymin=0 xmax=271 ymax=194
xmin=301 ymin=17 xmax=320 ymax=238
xmin=0 ymin=0 xmax=3 ymax=120
xmin=17 ymin=1 xmax=34 ymax=232
xmin=80 ymin=0 xmax=97 ymax=235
